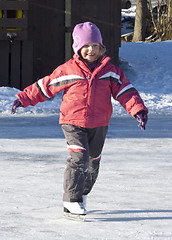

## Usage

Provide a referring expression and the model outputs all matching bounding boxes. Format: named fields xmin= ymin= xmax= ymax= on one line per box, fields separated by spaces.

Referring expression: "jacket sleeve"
xmin=16 ymin=66 xmax=67 ymax=108
xmin=111 ymin=67 xmax=148 ymax=117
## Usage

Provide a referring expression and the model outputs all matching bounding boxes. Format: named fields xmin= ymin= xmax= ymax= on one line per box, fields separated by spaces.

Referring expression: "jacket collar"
xmin=73 ymin=54 xmax=111 ymax=73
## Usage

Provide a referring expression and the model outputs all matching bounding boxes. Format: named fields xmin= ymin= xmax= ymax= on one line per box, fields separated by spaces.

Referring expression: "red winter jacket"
xmin=16 ymin=54 xmax=148 ymax=128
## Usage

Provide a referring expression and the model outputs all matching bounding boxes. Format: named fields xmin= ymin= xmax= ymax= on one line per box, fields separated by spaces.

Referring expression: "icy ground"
xmin=0 ymin=114 xmax=172 ymax=240
xmin=1 ymin=115 xmax=172 ymax=240
xmin=1 ymin=12 xmax=172 ymax=240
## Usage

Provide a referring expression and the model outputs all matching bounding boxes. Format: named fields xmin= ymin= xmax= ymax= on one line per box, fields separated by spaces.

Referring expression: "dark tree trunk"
xmin=132 ymin=0 xmax=147 ymax=42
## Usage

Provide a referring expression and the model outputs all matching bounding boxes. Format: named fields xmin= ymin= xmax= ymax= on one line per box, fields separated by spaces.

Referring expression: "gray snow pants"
xmin=61 ymin=124 xmax=108 ymax=202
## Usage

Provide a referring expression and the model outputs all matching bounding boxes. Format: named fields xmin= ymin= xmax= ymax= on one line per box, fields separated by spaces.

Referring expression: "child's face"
xmin=80 ymin=43 xmax=101 ymax=64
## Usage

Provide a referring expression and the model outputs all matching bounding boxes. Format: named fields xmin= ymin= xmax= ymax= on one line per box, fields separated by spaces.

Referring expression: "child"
xmin=11 ymin=22 xmax=148 ymax=216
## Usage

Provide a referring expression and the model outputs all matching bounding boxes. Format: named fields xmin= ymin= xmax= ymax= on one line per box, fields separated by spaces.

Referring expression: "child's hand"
xmin=135 ymin=110 xmax=148 ymax=130
xmin=11 ymin=99 xmax=23 ymax=114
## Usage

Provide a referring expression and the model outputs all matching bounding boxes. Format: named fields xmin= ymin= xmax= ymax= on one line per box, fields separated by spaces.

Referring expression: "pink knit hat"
xmin=72 ymin=22 xmax=106 ymax=55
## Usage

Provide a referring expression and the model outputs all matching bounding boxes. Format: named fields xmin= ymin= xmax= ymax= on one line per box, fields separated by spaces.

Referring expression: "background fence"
xmin=0 ymin=0 xmax=121 ymax=90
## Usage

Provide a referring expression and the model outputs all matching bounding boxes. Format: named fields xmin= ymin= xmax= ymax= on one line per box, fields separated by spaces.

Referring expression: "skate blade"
xmin=63 ymin=212 xmax=86 ymax=222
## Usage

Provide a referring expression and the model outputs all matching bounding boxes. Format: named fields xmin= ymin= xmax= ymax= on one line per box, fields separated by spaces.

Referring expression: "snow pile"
xmin=0 ymin=41 xmax=172 ymax=117
xmin=122 ymin=6 xmax=136 ymax=19
xmin=119 ymin=41 xmax=172 ymax=116
xmin=0 ymin=86 xmax=62 ymax=116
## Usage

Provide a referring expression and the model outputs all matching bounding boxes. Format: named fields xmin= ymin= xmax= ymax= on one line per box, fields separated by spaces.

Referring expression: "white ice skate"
xmin=63 ymin=201 xmax=87 ymax=221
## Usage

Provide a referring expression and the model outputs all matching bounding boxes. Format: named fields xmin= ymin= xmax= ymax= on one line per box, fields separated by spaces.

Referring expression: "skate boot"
xmin=63 ymin=202 xmax=87 ymax=221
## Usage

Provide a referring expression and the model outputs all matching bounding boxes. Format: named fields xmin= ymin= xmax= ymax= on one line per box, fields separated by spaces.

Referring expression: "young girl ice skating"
xmin=11 ymin=22 xmax=148 ymax=216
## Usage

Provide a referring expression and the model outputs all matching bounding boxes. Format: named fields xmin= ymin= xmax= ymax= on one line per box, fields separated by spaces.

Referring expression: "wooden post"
xmin=0 ymin=0 xmax=33 ymax=90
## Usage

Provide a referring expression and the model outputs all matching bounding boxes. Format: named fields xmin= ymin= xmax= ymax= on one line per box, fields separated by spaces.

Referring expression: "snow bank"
xmin=0 ymin=41 xmax=172 ymax=117
xmin=119 ymin=41 xmax=172 ymax=116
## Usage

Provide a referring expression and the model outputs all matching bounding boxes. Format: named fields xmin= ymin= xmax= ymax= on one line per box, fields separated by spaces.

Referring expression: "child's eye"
xmin=93 ymin=44 xmax=99 ymax=47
